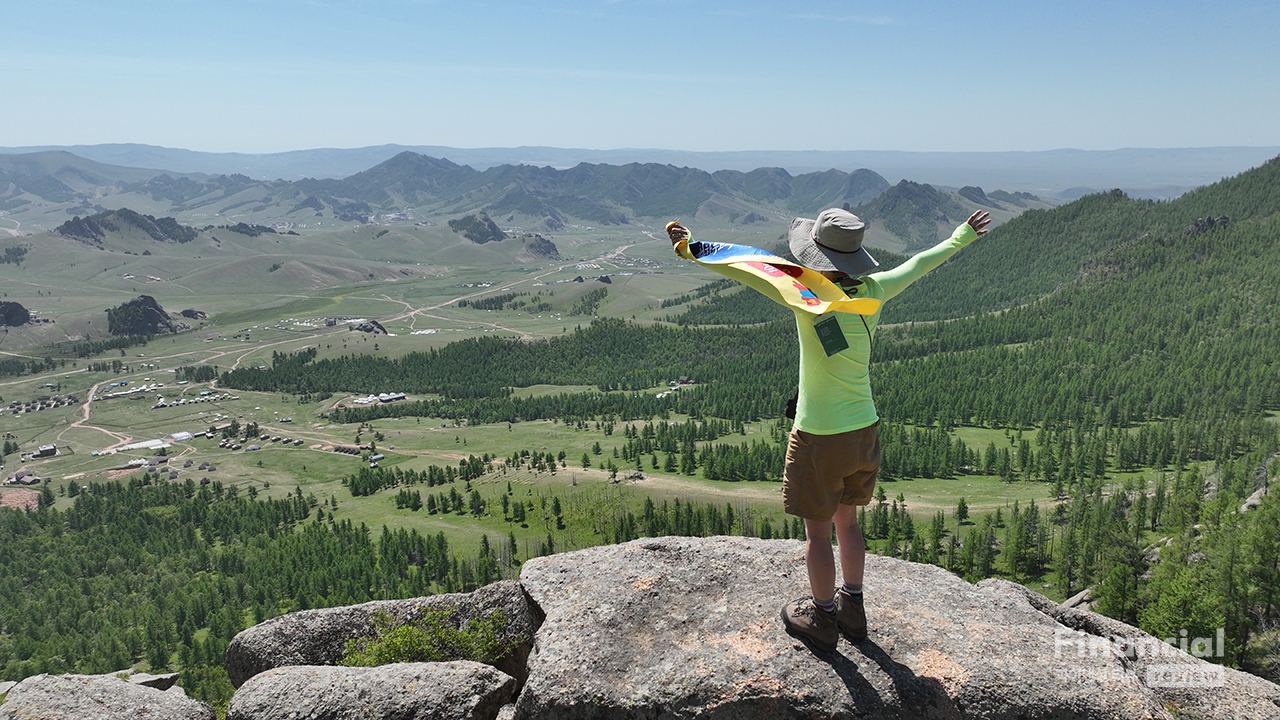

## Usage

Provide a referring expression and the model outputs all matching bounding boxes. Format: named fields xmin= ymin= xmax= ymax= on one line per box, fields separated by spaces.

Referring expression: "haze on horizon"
xmin=3 ymin=0 xmax=1278 ymax=156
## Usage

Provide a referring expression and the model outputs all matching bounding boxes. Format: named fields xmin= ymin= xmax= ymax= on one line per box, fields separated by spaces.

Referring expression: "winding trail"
xmin=57 ymin=380 xmax=133 ymax=449
xmin=0 ymin=212 xmax=20 ymax=237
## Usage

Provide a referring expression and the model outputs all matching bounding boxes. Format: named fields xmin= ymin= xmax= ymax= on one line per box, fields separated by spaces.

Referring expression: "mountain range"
xmin=1 ymin=150 xmax=1049 ymax=249
xmin=3 ymin=143 xmax=1277 ymax=198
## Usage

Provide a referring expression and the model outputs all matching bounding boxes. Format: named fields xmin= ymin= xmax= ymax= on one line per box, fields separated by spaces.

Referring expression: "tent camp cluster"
xmin=351 ymin=392 xmax=406 ymax=405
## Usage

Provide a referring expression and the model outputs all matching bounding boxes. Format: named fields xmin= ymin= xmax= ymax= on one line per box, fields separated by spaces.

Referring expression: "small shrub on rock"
xmin=339 ymin=609 xmax=521 ymax=667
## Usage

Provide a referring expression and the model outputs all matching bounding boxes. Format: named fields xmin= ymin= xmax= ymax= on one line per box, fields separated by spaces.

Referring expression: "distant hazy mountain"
xmin=0 ymin=151 xmax=163 ymax=208
xmin=3 ymin=143 xmax=1277 ymax=199
xmin=854 ymin=180 xmax=972 ymax=251
xmin=2 ymin=150 xmax=903 ymax=234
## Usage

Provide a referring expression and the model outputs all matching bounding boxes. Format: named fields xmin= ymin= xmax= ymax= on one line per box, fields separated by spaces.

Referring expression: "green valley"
xmin=1 ymin=150 xmax=1279 ymax=709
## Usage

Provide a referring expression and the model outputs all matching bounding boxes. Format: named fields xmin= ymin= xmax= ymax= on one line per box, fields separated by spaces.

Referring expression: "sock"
xmin=813 ymin=596 xmax=837 ymax=615
xmin=841 ymin=583 xmax=863 ymax=600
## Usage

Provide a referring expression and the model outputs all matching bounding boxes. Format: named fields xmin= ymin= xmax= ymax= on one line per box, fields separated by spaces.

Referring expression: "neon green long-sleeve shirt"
xmin=792 ymin=222 xmax=979 ymax=434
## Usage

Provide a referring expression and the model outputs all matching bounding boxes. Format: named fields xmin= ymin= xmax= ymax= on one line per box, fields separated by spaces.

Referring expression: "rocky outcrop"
xmin=991 ymin=578 xmax=1280 ymax=720
xmin=0 ymin=301 xmax=29 ymax=327
xmin=1241 ymin=485 xmax=1269 ymax=513
xmin=222 ymin=222 xmax=277 ymax=237
xmin=1184 ymin=216 xmax=1230 ymax=235
xmin=226 ymin=662 xmax=515 ymax=720
xmin=448 ymin=212 xmax=507 ymax=244
xmin=1062 ymin=586 xmax=1095 ymax=611
xmin=958 ymin=185 xmax=1004 ymax=210
xmin=518 ymin=536 xmax=1153 ymax=719
xmin=56 ymin=208 xmax=199 ymax=245
xmin=225 ymin=579 xmax=537 ymax=688
xmin=125 ymin=670 xmax=181 ymax=690
xmin=517 ymin=234 xmax=560 ymax=261
xmin=0 ymin=673 xmax=214 ymax=720
xmin=352 ymin=319 xmax=388 ymax=335
xmin=13 ymin=536 xmax=1280 ymax=718
xmin=220 ymin=536 xmax=1280 ymax=720
xmin=105 ymin=295 xmax=186 ymax=336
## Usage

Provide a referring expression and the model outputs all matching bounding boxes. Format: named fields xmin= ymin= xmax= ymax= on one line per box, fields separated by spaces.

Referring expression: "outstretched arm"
xmin=869 ymin=211 xmax=991 ymax=300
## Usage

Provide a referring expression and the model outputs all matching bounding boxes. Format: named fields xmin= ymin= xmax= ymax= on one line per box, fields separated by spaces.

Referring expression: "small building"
xmin=34 ymin=444 xmax=57 ymax=458
xmin=6 ymin=468 xmax=37 ymax=485
xmin=117 ymin=439 xmax=170 ymax=453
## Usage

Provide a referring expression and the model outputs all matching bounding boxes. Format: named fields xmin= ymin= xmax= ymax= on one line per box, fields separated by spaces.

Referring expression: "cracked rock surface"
xmin=226 ymin=661 xmax=515 ymax=720
xmin=985 ymin=578 xmax=1280 ymax=720
xmin=515 ymin=535 xmax=1280 ymax=719
xmin=0 ymin=673 xmax=214 ymax=720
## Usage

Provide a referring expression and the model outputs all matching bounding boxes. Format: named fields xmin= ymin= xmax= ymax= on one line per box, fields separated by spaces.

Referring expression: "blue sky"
xmin=3 ymin=0 xmax=1277 ymax=154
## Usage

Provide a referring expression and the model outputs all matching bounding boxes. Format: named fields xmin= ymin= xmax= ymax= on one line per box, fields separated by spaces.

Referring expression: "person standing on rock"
xmin=668 ymin=208 xmax=991 ymax=653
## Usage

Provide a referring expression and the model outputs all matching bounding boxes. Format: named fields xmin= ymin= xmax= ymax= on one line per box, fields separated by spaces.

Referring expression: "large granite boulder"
xmin=225 ymin=579 xmax=537 ymax=688
xmin=226 ymin=661 xmax=515 ymax=720
xmin=987 ymin=578 xmax=1280 ymax=720
xmin=0 ymin=673 xmax=214 ymax=720
xmin=514 ymin=535 xmax=1280 ymax=719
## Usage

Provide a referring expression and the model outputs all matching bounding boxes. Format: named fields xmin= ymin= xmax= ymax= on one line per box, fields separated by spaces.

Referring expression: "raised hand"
xmin=966 ymin=211 xmax=992 ymax=236
xmin=666 ymin=221 xmax=689 ymax=245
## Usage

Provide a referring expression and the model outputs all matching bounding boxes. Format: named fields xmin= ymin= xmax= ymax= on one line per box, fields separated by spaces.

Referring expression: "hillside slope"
xmin=885 ymin=154 xmax=1280 ymax=322
xmin=872 ymin=155 xmax=1280 ymax=427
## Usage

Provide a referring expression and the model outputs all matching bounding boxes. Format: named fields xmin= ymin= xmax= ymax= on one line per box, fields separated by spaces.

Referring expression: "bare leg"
xmin=804 ymin=518 xmax=835 ymax=603
xmin=833 ymin=503 xmax=865 ymax=587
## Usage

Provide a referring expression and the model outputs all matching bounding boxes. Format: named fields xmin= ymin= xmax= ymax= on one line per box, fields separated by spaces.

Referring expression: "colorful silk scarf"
xmin=672 ymin=236 xmax=881 ymax=316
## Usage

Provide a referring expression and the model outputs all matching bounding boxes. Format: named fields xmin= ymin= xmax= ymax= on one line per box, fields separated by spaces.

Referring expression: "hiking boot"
xmin=836 ymin=588 xmax=867 ymax=641
xmin=781 ymin=597 xmax=838 ymax=654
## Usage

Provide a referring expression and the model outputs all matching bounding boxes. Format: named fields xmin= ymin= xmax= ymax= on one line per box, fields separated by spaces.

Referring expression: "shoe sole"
xmin=780 ymin=606 xmax=837 ymax=654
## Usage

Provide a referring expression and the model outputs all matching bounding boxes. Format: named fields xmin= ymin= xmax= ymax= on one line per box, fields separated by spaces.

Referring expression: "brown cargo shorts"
xmin=782 ymin=422 xmax=881 ymax=520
